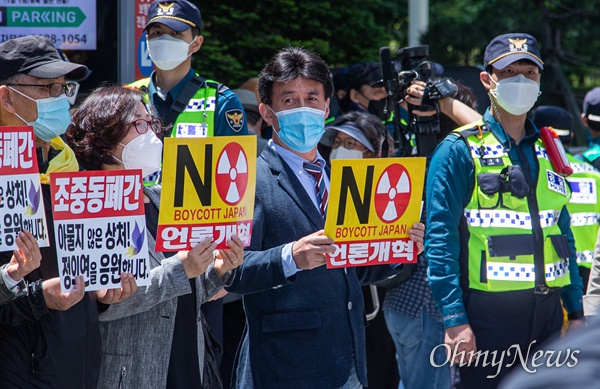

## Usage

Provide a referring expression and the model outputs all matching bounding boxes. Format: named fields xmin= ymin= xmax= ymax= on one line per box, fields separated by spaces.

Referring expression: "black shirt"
xmin=144 ymin=202 xmax=201 ymax=388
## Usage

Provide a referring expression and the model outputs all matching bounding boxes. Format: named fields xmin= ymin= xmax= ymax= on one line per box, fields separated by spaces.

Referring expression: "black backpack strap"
xmin=207 ymin=80 xmax=230 ymax=112
xmin=166 ymin=75 xmax=207 ymax=126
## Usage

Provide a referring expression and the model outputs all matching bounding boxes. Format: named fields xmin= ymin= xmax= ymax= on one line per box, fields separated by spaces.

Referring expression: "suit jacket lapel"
xmin=261 ymin=147 xmax=324 ymax=230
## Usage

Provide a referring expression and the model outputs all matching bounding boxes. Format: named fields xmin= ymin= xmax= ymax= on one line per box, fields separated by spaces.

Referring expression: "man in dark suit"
xmin=226 ymin=47 xmax=424 ymax=389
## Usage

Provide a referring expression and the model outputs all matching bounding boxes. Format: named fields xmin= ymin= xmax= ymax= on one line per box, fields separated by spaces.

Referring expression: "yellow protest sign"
xmin=156 ymin=136 xmax=256 ymax=251
xmin=324 ymin=157 xmax=426 ymax=268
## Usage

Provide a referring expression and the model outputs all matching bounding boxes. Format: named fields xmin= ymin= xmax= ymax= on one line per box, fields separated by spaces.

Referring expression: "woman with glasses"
xmin=320 ymin=110 xmax=393 ymax=163
xmin=320 ymin=110 xmax=423 ymax=389
xmin=66 ymin=85 xmax=244 ymax=388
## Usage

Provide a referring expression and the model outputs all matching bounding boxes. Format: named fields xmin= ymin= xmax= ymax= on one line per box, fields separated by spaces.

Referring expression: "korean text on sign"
xmin=324 ymin=157 xmax=426 ymax=268
xmin=0 ymin=126 xmax=49 ymax=251
xmin=156 ymin=136 xmax=256 ymax=251
xmin=50 ymin=170 xmax=151 ymax=292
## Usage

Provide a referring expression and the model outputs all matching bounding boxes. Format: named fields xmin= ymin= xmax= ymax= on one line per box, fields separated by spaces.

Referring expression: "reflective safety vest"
xmin=457 ymin=123 xmax=572 ymax=292
xmin=565 ymin=153 xmax=600 ymax=269
xmin=128 ymin=76 xmax=219 ymax=185
xmin=128 ymin=76 xmax=219 ymax=138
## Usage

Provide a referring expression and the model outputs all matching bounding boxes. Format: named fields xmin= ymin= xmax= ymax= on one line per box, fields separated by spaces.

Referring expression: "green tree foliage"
xmin=190 ymin=0 xmax=394 ymax=88
xmin=192 ymin=0 xmax=597 ymax=88
xmin=191 ymin=0 xmax=597 ymax=141
xmin=422 ymin=0 xmax=600 ymax=92
xmin=421 ymin=0 xmax=599 ymax=143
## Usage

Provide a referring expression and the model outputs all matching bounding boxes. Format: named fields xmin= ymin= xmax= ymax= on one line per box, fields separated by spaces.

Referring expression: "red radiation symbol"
xmin=215 ymin=143 xmax=248 ymax=206
xmin=374 ymin=164 xmax=411 ymax=223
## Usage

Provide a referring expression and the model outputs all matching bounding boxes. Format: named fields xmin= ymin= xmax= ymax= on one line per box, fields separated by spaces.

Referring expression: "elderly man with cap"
xmin=533 ymin=106 xmax=600 ymax=293
xmin=129 ymin=0 xmax=247 ymax=171
xmin=580 ymin=87 xmax=600 ymax=170
xmin=0 ymin=35 xmax=137 ymax=388
xmin=425 ymin=33 xmax=585 ymax=388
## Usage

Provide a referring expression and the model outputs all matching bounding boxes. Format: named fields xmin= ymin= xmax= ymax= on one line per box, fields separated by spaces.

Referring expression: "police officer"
xmin=580 ymin=87 xmax=600 ymax=170
xmin=129 ymin=1 xmax=248 ymax=380
xmin=533 ymin=105 xmax=600 ymax=292
xmin=425 ymin=33 xmax=585 ymax=388
xmin=130 ymin=0 xmax=248 ymax=181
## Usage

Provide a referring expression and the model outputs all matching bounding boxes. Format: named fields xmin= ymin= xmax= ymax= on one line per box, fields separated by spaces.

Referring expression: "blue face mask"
xmin=10 ymin=87 xmax=71 ymax=142
xmin=271 ymin=106 xmax=326 ymax=153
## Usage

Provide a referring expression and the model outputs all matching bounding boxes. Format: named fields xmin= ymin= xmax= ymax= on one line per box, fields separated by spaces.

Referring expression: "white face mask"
xmin=148 ymin=35 xmax=195 ymax=71
xmin=488 ymin=74 xmax=541 ymax=116
xmin=329 ymin=146 xmax=368 ymax=161
xmin=115 ymin=131 xmax=163 ymax=178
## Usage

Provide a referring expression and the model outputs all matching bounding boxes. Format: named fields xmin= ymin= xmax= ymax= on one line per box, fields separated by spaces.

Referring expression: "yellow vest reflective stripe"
xmin=565 ymin=153 xmax=600 ymax=268
xmin=485 ymin=259 xmax=569 ymax=281
xmin=464 ymin=209 xmax=561 ymax=229
xmin=457 ymin=122 xmax=572 ymax=292
xmin=128 ymin=76 xmax=218 ymax=138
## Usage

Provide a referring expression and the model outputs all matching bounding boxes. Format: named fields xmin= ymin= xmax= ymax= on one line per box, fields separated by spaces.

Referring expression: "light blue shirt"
xmin=268 ymin=140 xmax=329 ymax=277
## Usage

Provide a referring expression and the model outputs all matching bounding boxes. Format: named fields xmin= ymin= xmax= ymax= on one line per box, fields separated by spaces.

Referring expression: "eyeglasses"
xmin=332 ymin=136 xmax=365 ymax=150
xmin=5 ymin=82 xmax=78 ymax=98
xmin=130 ymin=118 xmax=163 ymax=134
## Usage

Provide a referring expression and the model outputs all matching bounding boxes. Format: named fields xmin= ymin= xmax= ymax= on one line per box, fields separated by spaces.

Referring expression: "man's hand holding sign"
xmin=292 ymin=230 xmax=336 ymax=270
xmin=324 ymin=157 xmax=427 ymax=268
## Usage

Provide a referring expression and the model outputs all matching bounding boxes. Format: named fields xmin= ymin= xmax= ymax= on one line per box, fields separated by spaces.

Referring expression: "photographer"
xmin=384 ymin=78 xmax=480 ymax=389
xmin=404 ymin=80 xmax=481 ymax=140
xmin=333 ymin=62 xmax=390 ymax=122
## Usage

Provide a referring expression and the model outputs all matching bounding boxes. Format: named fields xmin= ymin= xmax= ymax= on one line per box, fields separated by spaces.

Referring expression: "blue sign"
xmin=137 ymin=32 xmax=153 ymax=77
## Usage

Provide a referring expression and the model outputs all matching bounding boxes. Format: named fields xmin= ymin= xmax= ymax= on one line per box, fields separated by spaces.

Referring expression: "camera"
xmin=380 ymin=45 xmax=458 ymax=157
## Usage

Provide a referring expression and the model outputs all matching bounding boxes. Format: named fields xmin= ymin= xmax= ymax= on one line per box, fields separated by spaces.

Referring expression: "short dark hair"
xmin=258 ymin=46 xmax=334 ymax=105
xmin=66 ymin=85 xmax=148 ymax=170
xmin=245 ymin=110 xmax=262 ymax=127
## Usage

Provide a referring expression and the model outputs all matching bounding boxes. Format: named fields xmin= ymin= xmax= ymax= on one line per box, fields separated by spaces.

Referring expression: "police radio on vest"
xmin=539 ymin=126 xmax=573 ymax=177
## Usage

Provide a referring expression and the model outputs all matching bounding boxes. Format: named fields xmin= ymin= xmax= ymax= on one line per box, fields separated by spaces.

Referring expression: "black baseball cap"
xmin=334 ymin=62 xmax=383 ymax=92
xmin=484 ymin=33 xmax=544 ymax=70
xmin=146 ymin=0 xmax=202 ymax=33
xmin=0 ymin=35 xmax=89 ymax=81
xmin=532 ymin=105 xmax=573 ymax=144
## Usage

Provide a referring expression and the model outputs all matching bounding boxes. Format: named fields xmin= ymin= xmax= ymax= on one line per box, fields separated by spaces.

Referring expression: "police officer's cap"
xmin=146 ymin=0 xmax=202 ymax=33
xmin=484 ymin=33 xmax=543 ymax=70
xmin=532 ymin=105 xmax=573 ymax=144
xmin=583 ymin=87 xmax=600 ymax=127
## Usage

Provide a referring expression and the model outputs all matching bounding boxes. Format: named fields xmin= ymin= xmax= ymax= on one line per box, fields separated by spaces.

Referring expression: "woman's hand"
xmin=94 ymin=273 xmax=138 ymax=304
xmin=6 ymin=231 xmax=42 ymax=281
xmin=214 ymin=235 xmax=245 ymax=279
xmin=177 ymin=238 xmax=216 ymax=279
